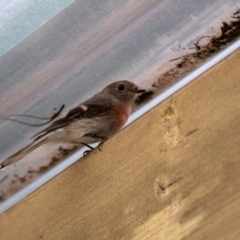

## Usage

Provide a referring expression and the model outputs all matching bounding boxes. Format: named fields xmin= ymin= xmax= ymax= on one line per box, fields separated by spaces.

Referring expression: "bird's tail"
xmin=0 ymin=139 xmax=46 ymax=170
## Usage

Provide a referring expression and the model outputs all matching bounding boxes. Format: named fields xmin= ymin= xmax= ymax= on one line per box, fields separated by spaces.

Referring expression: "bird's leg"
xmin=59 ymin=142 xmax=94 ymax=156
xmin=81 ymin=143 xmax=94 ymax=156
xmin=83 ymin=137 xmax=108 ymax=156
xmin=98 ymin=137 xmax=108 ymax=151
xmin=73 ymin=142 xmax=94 ymax=156
xmin=80 ymin=142 xmax=94 ymax=150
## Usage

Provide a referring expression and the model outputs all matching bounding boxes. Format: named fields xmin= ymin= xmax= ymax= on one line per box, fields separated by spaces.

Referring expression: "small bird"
xmin=0 ymin=80 xmax=145 ymax=169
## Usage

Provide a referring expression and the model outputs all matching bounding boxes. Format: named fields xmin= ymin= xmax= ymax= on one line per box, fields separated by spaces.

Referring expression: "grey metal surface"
xmin=0 ymin=0 xmax=74 ymax=57
xmin=0 ymin=0 xmax=239 ymax=206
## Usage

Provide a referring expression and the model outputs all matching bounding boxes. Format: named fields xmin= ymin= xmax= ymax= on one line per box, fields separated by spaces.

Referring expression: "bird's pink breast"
xmin=113 ymin=104 xmax=131 ymax=128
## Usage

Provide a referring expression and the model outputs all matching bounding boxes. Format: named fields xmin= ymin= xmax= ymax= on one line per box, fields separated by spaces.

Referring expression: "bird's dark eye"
xmin=117 ymin=84 xmax=125 ymax=91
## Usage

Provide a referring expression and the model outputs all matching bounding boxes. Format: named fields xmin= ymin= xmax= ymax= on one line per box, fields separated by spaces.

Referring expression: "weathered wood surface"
xmin=1 ymin=49 xmax=240 ymax=240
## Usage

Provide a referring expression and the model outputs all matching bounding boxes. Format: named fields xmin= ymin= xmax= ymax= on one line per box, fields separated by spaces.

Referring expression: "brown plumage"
xmin=0 ymin=80 xmax=145 ymax=169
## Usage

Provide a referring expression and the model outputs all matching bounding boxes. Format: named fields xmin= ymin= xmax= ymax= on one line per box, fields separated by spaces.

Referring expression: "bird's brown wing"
xmin=32 ymin=101 xmax=113 ymax=141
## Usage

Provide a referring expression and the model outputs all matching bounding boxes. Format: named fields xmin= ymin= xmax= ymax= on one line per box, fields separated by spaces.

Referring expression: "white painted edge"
xmin=0 ymin=39 xmax=239 ymax=214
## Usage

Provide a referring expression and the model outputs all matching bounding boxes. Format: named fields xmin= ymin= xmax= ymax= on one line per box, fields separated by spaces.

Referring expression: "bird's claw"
xmin=83 ymin=150 xmax=92 ymax=156
xmin=82 ymin=137 xmax=107 ymax=156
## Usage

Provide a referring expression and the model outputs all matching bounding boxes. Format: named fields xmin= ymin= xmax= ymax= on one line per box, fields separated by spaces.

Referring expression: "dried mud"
xmin=152 ymin=10 xmax=240 ymax=91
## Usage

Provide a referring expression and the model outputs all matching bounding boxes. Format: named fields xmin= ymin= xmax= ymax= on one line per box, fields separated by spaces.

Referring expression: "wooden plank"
xmin=1 ymin=49 xmax=240 ymax=240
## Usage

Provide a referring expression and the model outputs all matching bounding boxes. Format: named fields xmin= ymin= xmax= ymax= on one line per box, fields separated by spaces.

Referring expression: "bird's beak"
xmin=136 ymin=89 xmax=146 ymax=93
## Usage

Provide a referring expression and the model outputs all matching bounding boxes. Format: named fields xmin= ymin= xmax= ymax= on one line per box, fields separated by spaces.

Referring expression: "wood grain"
xmin=1 ymin=49 xmax=240 ymax=240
